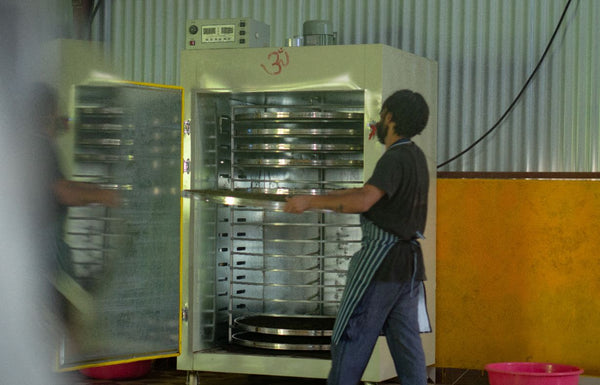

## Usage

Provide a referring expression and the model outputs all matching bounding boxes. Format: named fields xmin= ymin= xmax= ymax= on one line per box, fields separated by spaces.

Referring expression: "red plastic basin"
xmin=485 ymin=362 xmax=583 ymax=385
xmin=80 ymin=360 xmax=153 ymax=380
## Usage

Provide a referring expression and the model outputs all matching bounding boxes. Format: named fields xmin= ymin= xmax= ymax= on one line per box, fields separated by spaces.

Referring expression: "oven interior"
xmin=188 ymin=90 xmax=367 ymax=352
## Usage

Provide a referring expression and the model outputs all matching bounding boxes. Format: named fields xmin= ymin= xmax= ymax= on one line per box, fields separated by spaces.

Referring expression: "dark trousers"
xmin=327 ymin=279 xmax=427 ymax=385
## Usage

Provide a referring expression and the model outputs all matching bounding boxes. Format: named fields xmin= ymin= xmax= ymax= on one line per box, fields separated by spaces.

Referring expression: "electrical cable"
xmin=437 ymin=0 xmax=574 ymax=169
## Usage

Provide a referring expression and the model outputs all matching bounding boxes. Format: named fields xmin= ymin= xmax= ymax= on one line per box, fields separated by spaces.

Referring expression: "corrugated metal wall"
xmin=95 ymin=0 xmax=599 ymax=172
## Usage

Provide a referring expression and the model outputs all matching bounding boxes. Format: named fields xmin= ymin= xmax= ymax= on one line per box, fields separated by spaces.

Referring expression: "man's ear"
xmin=384 ymin=111 xmax=393 ymax=124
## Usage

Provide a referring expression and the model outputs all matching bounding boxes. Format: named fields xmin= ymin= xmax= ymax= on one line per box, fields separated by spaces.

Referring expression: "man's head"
xmin=376 ymin=89 xmax=429 ymax=144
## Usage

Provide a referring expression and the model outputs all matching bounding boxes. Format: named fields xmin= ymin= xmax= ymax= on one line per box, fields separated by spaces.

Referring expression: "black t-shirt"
xmin=364 ymin=140 xmax=429 ymax=282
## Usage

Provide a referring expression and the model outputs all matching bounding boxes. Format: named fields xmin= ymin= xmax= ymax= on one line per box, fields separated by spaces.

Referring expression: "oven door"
xmin=59 ymin=82 xmax=183 ymax=371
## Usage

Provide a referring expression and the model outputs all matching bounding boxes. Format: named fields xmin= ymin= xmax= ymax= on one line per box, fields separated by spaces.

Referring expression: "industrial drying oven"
xmin=57 ymin=44 xmax=436 ymax=384
xmin=178 ymin=44 xmax=438 ymax=384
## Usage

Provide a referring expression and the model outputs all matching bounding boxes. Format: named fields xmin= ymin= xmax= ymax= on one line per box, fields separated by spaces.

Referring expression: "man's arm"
xmin=283 ymin=184 xmax=384 ymax=214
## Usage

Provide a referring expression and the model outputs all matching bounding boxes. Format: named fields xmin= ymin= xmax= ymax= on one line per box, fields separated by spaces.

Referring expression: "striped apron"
xmin=331 ymin=217 xmax=432 ymax=345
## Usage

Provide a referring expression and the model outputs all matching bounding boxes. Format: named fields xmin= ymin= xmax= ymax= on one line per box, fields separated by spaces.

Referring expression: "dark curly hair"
xmin=382 ymin=90 xmax=429 ymax=138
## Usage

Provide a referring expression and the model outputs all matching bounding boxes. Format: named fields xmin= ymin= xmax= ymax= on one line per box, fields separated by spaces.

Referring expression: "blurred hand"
xmin=100 ymin=189 xmax=121 ymax=208
xmin=283 ymin=195 xmax=312 ymax=214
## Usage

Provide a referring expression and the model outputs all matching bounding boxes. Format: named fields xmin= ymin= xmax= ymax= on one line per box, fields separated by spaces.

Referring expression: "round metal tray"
xmin=232 ymin=332 xmax=331 ymax=351
xmin=75 ymin=154 xmax=135 ymax=163
xmin=77 ymin=106 xmax=124 ymax=115
xmin=234 ymin=315 xmax=335 ymax=336
xmin=183 ymin=189 xmax=287 ymax=210
xmin=235 ymin=159 xmax=363 ymax=168
xmin=235 ymin=111 xmax=363 ymax=121
xmin=232 ymin=251 xmax=323 ymax=259
xmin=235 ymin=143 xmax=362 ymax=152
xmin=97 ymin=183 xmax=134 ymax=191
xmin=235 ymin=128 xmax=362 ymax=137
xmin=80 ymin=123 xmax=128 ymax=132
xmin=236 ymin=188 xmax=325 ymax=196
xmin=183 ymin=189 xmax=338 ymax=212
xmin=77 ymin=138 xmax=134 ymax=147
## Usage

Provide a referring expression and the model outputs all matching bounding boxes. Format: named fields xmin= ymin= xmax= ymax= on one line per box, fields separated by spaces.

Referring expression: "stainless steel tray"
xmin=232 ymin=332 xmax=331 ymax=351
xmin=183 ymin=189 xmax=340 ymax=212
xmin=235 ymin=159 xmax=363 ymax=167
xmin=77 ymin=138 xmax=134 ymax=147
xmin=232 ymin=251 xmax=348 ymax=259
xmin=75 ymin=154 xmax=135 ymax=162
xmin=235 ymin=188 xmax=325 ymax=196
xmin=183 ymin=189 xmax=288 ymax=209
xmin=235 ymin=111 xmax=363 ymax=121
xmin=235 ymin=143 xmax=362 ymax=152
xmin=97 ymin=183 xmax=134 ymax=191
xmin=80 ymin=123 xmax=127 ymax=131
xmin=235 ymin=128 xmax=362 ymax=137
xmin=234 ymin=315 xmax=335 ymax=336
xmin=77 ymin=106 xmax=124 ymax=115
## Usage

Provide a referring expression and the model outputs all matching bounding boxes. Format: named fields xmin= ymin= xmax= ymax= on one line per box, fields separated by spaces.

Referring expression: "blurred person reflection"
xmin=0 ymin=0 xmax=90 ymax=383
xmin=31 ymin=83 xmax=121 ymax=341
xmin=0 ymin=2 xmax=63 ymax=384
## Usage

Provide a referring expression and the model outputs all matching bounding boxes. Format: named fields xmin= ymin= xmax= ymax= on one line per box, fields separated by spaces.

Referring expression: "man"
xmin=284 ymin=89 xmax=432 ymax=385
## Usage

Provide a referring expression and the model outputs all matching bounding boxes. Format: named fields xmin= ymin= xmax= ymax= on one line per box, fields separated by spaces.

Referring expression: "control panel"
xmin=186 ymin=18 xmax=270 ymax=49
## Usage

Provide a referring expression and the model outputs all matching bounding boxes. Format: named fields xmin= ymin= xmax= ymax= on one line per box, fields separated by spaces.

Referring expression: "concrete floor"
xmin=66 ymin=370 xmax=331 ymax=385
xmin=59 ymin=359 xmax=491 ymax=385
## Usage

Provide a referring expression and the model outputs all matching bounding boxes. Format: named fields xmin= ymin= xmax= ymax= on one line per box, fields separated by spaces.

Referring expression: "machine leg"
xmin=427 ymin=366 xmax=437 ymax=383
xmin=186 ymin=371 xmax=198 ymax=385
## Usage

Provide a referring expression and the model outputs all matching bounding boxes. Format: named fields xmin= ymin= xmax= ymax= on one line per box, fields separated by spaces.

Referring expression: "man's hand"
xmin=99 ymin=189 xmax=121 ymax=208
xmin=283 ymin=195 xmax=313 ymax=214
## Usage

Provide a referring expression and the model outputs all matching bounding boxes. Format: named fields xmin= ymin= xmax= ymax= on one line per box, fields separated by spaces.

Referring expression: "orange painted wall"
xmin=436 ymin=178 xmax=600 ymax=375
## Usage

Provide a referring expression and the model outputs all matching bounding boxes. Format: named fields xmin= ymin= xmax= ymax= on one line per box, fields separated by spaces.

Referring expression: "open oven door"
xmin=57 ymin=81 xmax=183 ymax=371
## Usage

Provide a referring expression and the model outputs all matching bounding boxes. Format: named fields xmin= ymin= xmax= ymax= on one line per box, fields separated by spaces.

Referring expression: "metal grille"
xmin=96 ymin=0 xmax=599 ymax=172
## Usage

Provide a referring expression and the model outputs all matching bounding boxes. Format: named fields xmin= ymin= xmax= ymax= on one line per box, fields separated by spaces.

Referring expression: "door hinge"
xmin=183 ymin=120 xmax=191 ymax=135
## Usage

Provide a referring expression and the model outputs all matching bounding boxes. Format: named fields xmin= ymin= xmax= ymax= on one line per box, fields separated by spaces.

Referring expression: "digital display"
xmin=201 ymin=24 xmax=236 ymax=43
xmin=186 ymin=18 xmax=270 ymax=49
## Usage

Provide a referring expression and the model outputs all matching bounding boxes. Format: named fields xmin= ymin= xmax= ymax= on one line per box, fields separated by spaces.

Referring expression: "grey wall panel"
xmin=96 ymin=0 xmax=600 ymax=172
